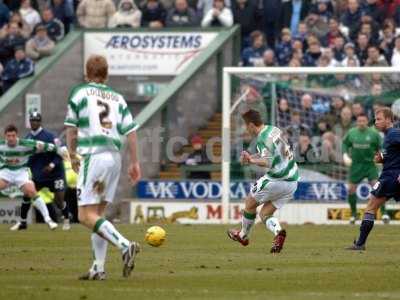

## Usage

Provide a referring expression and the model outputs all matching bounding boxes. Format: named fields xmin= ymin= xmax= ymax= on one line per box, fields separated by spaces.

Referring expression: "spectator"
xmin=140 ymin=0 xmax=167 ymax=28
xmin=38 ymin=8 xmax=65 ymax=42
xmin=362 ymin=0 xmax=385 ymax=24
xmin=342 ymin=42 xmax=360 ymax=66
xmin=275 ymin=28 xmax=293 ymax=66
xmin=1 ymin=47 xmax=34 ymax=92
xmin=285 ymin=110 xmax=311 ymax=144
xmin=260 ymin=48 xmax=276 ymax=66
xmin=314 ymin=116 xmax=331 ymax=136
xmin=277 ymin=98 xmax=291 ymax=128
xmin=302 ymin=37 xmax=322 ymax=66
xmin=201 ymin=0 xmax=233 ymax=27
xmin=0 ymin=61 xmax=3 ymax=94
xmin=355 ymin=33 xmax=369 ymax=66
xmin=358 ymin=18 xmax=379 ymax=44
xmin=4 ymin=0 xmax=39 ymax=11
xmin=0 ymin=22 xmax=26 ymax=66
xmin=391 ymin=35 xmax=400 ymax=67
xmin=294 ymin=21 xmax=308 ymax=42
xmin=331 ymin=35 xmax=346 ymax=62
xmin=232 ymin=0 xmax=260 ymax=49
xmin=341 ymin=0 xmax=362 ymax=35
xmin=19 ymin=0 xmax=41 ymax=33
xmin=166 ymin=0 xmax=198 ymax=27
xmin=281 ymin=0 xmax=311 ymax=37
xmin=48 ymin=0 xmax=75 ymax=34
xmin=77 ymin=0 xmax=116 ymax=28
xmin=351 ymin=102 xmax=364 ymax=120
xmin=262 ymin=0 xmax=282 ymax=47
xmin=296 ymin=132 xmax=318 ymax=164
xmin=314 ymin=0 xmax=332 ymax=24
xmin=185 ymin=135 xmax=211 ymax=179
xmin=365 ymin=45 xmax=389 ymax=66
xmin=321 ymin=131 xmax=341 ymax=162
xmin=108 ymin=0 xmax=142 ymax=28
xmin=379 ymin=19 xmax=396 ymax=63
xmin=8 ymin=11 xmax=31 ymax=38
xmin=333 ymin=105 xmax=353 ymax=137
xmin=198 ymin=0 xmax=231 ymax=18
xmin=0 ymin=0 xmax=10 ymax=28
xmin=326 ymin=18 xmax=344 ymax=47
xmin=241 ymin=30 xmax=266 ymax=66
xmin=305 ymin=12 xmax=329 ymax=43
xmin=25 ymin=25 xmax=55 ymax=61
xmin=300 ymin=93 xmax=320 ymax=128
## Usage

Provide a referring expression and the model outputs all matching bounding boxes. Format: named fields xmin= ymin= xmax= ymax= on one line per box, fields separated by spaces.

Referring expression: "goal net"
xmin=222 ymin=67 xmax=400 ymax=223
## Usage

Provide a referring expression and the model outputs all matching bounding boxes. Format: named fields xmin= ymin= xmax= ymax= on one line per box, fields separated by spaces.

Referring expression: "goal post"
xmin=222 ymin=67 xmax=400 ymax=224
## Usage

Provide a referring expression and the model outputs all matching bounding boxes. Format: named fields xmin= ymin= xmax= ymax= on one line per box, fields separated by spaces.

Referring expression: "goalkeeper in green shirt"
xmin=342 ymin=114 xmax=389 ymax=224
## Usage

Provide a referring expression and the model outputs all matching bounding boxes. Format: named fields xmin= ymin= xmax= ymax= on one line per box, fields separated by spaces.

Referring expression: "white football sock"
xmin=239 ymin=211 xmax=256 ymax=239
xmin=94 ymin=218 xmax=130 ymax=253
xmin=32 ymin=196 xmax=52 ymax=223
xmin=90 ymin=233 xmax=108 ymax=273
xmin=265 ymin=217 xmax=282 ymax=236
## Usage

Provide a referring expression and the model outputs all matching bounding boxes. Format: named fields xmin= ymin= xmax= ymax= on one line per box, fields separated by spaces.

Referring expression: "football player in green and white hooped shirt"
xmin=228 ymin=110 xmax=299 ymax=253
xmin=65 ymin=55 xmax=141 ymax=281
xmin=0 ymin=124 xmax=58 ymax=230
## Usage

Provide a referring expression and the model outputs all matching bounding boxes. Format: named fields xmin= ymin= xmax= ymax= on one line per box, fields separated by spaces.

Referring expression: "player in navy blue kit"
xmin=10 ymin=112 xmax=71 ymax=231
xmin=347 ymin=107 xmax=400 ymax=250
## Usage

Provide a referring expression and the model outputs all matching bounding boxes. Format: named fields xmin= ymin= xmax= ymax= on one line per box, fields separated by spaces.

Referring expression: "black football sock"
xmin=20 ymin=197 xmax=31 ymax=223
xmin=356 ymin=212 xmax=375 ymax=246
xmin=61 ymin=202 xmax=70 ymax=219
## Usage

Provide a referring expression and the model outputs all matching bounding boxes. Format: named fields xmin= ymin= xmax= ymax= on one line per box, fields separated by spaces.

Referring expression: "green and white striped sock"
xmin=93 ymin=218 xmax=130 ymax=253
xmin=239 ymin=211 xmax=256 ymax=239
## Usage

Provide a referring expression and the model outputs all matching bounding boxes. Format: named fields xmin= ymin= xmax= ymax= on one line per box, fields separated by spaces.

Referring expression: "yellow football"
xmin=145 ymin=226 xmax=166 ymax=247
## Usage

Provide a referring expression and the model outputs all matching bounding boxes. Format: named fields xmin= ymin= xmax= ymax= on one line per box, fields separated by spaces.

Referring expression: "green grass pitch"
xmin=1 ymin=224 xmax=400 ymax=300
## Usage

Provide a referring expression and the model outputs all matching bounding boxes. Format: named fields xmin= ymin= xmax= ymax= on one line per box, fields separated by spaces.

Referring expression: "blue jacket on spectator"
xmin=275 ymin=41 xmax=292 ymax=66
xmin=241 ymin=46 xmax=265 ymax=66
xmin=26 ymin=128 xmax=65 ymax=182
xmin=362 ymin=3 xmax=384 ymax=24
xmin=302 ymin=51 xmax=321 ymax=66
xmin=1 ymin=57 xmax=34 ymax=91
xmin=341 ymin=8 xmax=362 ymax=30
xmin=49 ymin=0 xmax=74 ymax=33
xmin=140 ymin=0 xmax=167 ymax=26
xmin=333 ymin=48 xmax=345 ymax=62
xmin=166 ymin=7 xmax=199 ymax=27
xmin=0 ymin=0 xmax=10 ymax=28
xmin=0 ymin=34 xmax=26 ymax=65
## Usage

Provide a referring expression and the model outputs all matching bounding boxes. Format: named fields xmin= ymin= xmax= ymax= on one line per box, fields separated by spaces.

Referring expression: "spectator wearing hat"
xmin=185 ymin=135 xmax=211 ymax=179
xmin=19 ymin=0 xmax=41 ymax=34
xmin=26 ymin=25 xmax=55 ymax=61
xmin=232 ymin=0 xmax=260 ymax=49
xmin=275 ymin=28 xmax=293 ymax=66
xmin=0 ymin=0 xmax=10 ymax=28
xmin=1 ymin=47 xmax=34 ymax=91
xmin=281 ymin=0 xmax=311 ymax=36
xmin=166 ymin=0 xmax=199 ymax=27
xmin=342 ymin=42 xmax=360 ymax=66
xmin=391 ymin=35 xmax=400 ymax=67
xmin=140 ymin=0 xmax=167 ymax=28
xmin=201 ymin=0 xmax=233 ymax=27
xmin=108 ymin=0 xmax=142 ymax=28
xmin=0 ymin=22 xmax=26 ymax=66
xmin=241 ymin=30 xmax=266 ymax=66
xmin=38 ymin=8 xmax=65 ymax=42
xmin=77 ymin=0 xmax=116 ymax=28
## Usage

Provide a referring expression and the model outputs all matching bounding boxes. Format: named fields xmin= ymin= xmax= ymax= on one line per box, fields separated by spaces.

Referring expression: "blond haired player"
xmin=65 ymin=55 xmax=141 ymax=280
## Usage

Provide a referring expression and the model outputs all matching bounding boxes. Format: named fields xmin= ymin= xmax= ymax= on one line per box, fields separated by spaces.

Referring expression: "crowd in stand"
xmin=0 ymin=0 xmax=68 ymax=95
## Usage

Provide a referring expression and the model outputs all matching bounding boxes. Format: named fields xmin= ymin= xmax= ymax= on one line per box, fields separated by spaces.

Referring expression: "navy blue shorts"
xmin=370 ymin=170 xmax=400 ymax=201
xmin=34 ymin=177 xmax=66 ymax=193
